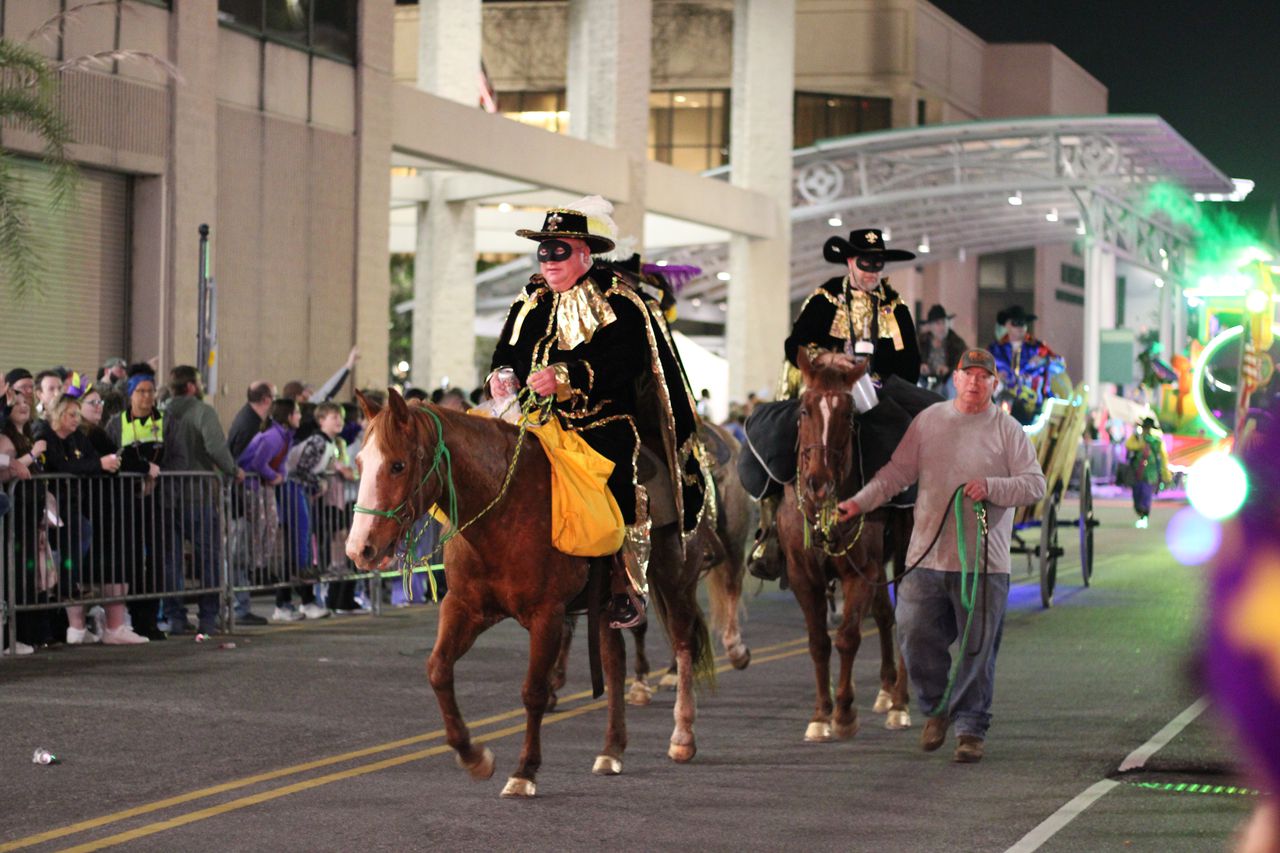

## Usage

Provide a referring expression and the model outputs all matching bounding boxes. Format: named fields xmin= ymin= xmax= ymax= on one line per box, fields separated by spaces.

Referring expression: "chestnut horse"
xmin=346 ymin=389 xmax=714 ymax=798
xmin=776 ymin=352 xmax=911 ymax=743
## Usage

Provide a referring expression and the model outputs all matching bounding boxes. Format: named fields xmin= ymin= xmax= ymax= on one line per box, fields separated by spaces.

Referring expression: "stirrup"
xmin=608 ymin=591 xmax=646 ymax=630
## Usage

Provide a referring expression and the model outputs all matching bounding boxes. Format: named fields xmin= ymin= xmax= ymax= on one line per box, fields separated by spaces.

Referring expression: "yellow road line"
xmin=2 ymin=631 xmax=816 ymax=852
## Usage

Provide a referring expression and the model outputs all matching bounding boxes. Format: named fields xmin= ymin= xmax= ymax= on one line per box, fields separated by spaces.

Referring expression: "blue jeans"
xmin=164 ymin=503 xmax=221 ymax=631
xmin=1132 ymin=481 xmax=1155 ymax=516
xmin=895 ymin=568 xmax=1009 ymax=739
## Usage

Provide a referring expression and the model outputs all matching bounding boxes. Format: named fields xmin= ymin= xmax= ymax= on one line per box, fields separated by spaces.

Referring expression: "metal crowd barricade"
xmin=2 ymin=471 xmax=226 ymax=653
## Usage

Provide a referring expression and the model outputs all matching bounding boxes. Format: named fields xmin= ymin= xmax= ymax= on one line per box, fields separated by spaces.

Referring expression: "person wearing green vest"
xmin=105 ymin=364 xmax=166 ymax=640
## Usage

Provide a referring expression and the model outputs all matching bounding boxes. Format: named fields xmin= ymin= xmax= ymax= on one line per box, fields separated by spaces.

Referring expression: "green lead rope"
xmin=926 ymin=490 xmax=988 ymax=718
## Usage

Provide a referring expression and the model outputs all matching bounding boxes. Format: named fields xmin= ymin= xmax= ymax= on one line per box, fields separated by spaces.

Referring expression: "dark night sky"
xmin=928 ymin=0 xmax=1280 ymax=240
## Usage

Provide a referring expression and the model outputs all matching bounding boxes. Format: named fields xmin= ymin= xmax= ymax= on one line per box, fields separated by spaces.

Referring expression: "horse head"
xmin=346 ymin=388 xmax=442 ymax=570
xmin=795 ymin=349 xmax=868 ymax=543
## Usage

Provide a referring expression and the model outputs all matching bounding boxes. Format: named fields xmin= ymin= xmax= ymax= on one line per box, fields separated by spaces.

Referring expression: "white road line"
xmin=1004 ymin=696 xmax=1210 ymax=853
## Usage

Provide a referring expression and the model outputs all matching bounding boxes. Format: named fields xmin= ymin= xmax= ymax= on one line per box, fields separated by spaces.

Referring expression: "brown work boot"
xmin=920 ymin=715 xmax=949 ymax=752
xmin=953 ymin=735 xmax=985 ymax=763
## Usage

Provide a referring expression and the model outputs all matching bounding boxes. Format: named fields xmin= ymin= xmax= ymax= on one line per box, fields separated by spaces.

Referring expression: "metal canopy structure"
xmin=674 ymin=115 xmax=1235 ymax=309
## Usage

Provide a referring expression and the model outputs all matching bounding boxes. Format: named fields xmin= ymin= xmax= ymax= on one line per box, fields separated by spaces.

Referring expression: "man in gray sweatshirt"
xmin=838 ymin=348 xmax=1045 ymax=763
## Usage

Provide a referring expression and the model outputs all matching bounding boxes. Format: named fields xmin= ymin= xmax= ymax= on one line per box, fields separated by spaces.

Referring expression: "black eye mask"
xmin=854 ymin=256 xmax=885 ymax=273
xmin=537 ymin=239 xmax=574 ymax=263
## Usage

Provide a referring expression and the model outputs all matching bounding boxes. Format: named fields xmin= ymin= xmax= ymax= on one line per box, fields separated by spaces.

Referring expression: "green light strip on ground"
xmin=1124 ymin=781 xmax=1263 ymax=797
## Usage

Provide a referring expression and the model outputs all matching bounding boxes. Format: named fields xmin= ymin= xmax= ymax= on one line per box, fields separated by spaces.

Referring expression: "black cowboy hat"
xmin=1001 ymin=304 xmax=1037 ymax=326
xmin=925 ymin=304 xmax=955 ymax=323
xmin=823 ymin=228 xmax=915 ymax=265
xmin=515 ymin=208 xmax=615 ymax=254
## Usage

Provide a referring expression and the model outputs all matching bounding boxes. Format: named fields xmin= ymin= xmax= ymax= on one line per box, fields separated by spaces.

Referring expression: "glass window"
xmin=218 ymin=0 xmax=263 ymax=29
xmin=265 ymin=0 xmax=308 ymax=46
xmin=312 ymin=0 xmax=357 ymax=59
xmin=648 ymin=89 xmax=729 ymax=173
xmin=500 ymin=91 xmax=569 ymax=134
xmin=794 ymin=92 xmax=892 ymax=148
xmin=218 ymin=0 xmax=357 ymax=62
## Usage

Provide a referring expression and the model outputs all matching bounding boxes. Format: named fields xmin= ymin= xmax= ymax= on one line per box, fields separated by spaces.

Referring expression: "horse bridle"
xmin=353 ymin=406 xmax=449 ymax=531
xmin=796 ymin=390 xmax=865 ymax=556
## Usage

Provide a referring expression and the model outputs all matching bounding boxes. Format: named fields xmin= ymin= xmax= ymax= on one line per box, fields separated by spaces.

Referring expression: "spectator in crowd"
xmin=77 ymin=385 xmax=149 ymax=644
xmin=162 ymin=366 xmax=242 ymax=635
xmin=228 ymin=381 xmax=275 ymax=460
xmin=436 ymin=388 xmax=468 ymax=412
xmin=287 ymin=401 xmax=360 ymax=613
xmin=0 ymin=391 xmax=47 ymax=653
xmin=98 ymin=358 xmax=127 ymax=392
xmin=33 ymin=370 xmax=63 ymax=420
xmin=283 ymin=346 xmax=361 ymax=406
xmin=6 ymin=368 xmax=35 ymax=403
xmin=239 ymin=398 xmax=326 ymax=621
xmin=697 ymin=388 xmax=712 ymax=418
xmin=403 ymin=387 xmax=429 ymax=404
xmin=41 ymin=395 xmax=124 ymax=645
xmin=105 ymin=364 xmax=167 ymax=640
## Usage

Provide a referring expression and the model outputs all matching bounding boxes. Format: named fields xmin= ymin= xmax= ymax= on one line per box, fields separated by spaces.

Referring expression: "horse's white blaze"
xmin=345 ymin=432 xmax=384 ymax=565
xmin=819 ymin=395 xmax=832 ymax=448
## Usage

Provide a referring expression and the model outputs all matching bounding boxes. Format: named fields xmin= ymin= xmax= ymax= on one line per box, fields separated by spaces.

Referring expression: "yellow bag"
xmin=527 ymin=415 xmax=626 ymax=557
xmin=451 ymin=407 xmax=624 ymax=557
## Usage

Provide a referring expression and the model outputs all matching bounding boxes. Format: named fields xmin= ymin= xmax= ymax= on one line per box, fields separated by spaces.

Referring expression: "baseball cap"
xmin=957 ymin=349 xmax=998 ymax=376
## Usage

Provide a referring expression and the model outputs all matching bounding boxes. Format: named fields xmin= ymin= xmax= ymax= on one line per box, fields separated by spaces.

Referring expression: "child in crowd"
xmin=1124 ymin=416 xmax=1171 ymax=529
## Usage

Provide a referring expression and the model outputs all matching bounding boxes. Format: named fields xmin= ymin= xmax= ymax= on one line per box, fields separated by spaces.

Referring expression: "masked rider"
xmin=488 ymin=198 xmax=709 ymax=628
xmin=747 ymin=227 xmax=922 ymax=575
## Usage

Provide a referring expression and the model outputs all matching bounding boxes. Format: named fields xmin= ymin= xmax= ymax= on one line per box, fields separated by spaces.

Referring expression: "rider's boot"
xmin=608 ymin=519 xmax=649 ymax=630
xmin=748 ymin=493 xmax=784 ymax=582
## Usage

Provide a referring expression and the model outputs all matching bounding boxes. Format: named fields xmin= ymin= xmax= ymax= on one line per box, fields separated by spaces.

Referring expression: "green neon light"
xmin=1123 ymin=780 xmax=1263 ymax=797
xmin=1192 ymin=323 xmax=1280 ymax=438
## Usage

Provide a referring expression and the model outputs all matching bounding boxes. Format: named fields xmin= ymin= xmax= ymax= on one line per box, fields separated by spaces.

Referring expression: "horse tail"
xmin=650 ymin=580 xmax=718 ymax=692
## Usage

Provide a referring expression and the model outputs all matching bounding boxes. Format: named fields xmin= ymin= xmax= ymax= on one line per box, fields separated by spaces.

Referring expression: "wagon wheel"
xmin=1039 ymin=489 xmax=1060 ymax=608
xmin=1079 ymin=462 xmax=1095 ymax=587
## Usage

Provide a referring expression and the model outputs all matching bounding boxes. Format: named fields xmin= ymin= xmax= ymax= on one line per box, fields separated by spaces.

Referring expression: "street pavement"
xmin=0 ymin=499 xmax=1257 ymax=852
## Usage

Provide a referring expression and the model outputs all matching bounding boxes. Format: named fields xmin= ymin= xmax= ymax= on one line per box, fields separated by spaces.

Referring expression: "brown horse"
xmin=776 ymin=352 xmax=911 ymax=743
xmin=345 ymin=389 xmax=714 ymax=797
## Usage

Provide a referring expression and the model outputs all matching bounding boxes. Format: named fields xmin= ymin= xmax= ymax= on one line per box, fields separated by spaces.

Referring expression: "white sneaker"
xmin=102 ymin=626 xmax=150 ymax=645
xmin=300 ymin=603 xmax=331 ymax=620
xmin=67 ymin=626 xmax=101 ymax=645
xmin=1135 ymin=516 xmax=1149 ymax=529
xmin=270 ymin=606 xmax=304 ymax=623
xmin=3 ymin=641 xmax=35 ymax=656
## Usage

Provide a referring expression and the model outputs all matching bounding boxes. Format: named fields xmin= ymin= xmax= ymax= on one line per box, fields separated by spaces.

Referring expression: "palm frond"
xmin=25 ymin=0 xmax=123 ymax=48
xmin=56 ymin=50 xmax=184 ymax=84
xmin=0 ymin=151 xmax=45 ymax=303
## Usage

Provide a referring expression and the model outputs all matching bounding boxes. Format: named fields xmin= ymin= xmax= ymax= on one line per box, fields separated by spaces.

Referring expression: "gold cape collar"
xmin=552 ymin=275 xmax=617 ymax=350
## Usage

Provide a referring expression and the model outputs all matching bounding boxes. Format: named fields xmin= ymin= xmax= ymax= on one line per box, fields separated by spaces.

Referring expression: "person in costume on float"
xmin=743 ymin=227 xmax=935 ymax=578
xmin=987 ymin=304 xmax=1066 ymax=425
xmin=488 ymin=197 xmax=709 ymax=628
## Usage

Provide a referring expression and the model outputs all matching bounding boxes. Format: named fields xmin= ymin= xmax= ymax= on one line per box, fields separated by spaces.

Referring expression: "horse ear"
xmin=355 ymin=388 xmax=381 ymax=420
xmin=797 ymin=348 xmax=813 ymax=381
xmin=387 ymin=387 xmax=410 ymax=420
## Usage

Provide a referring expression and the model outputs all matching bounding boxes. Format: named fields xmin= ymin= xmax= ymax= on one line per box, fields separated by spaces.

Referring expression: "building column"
xmin=1082 ymin=236 xmax=1116 ymax=406
xmin=353 ymin=0 xmax=395 ymax=391
xmin=727 ymin=0 xmax=794 ymax=400
xmin=165 ymin=0 xmax=219 ymax=373
xmin=1158 ymin=277 xmax=1172 ymax=359
xmin=566 ymin=0 xmax=650 ymax=245
xmin=412 ymin=0 xmax=482 ymax=391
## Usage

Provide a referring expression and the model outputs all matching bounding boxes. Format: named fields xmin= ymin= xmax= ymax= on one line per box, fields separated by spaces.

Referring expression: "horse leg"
xmin=871 ymin=581 xmax=912 ymax=729
xmin=592 ymin=619 xmax=628 ymax=776
xmin=708 ymin=552 xmax=750 ymax=670
xmin=501 ymin=606 xmax=566 ymax=798
xmin=664 ymin=579 xmax=706 ymax=763
xmin=547 ymin=613 xmax=575 ymax=713
xmin=832 ymin=574 xmax=875 ymax=740
xmin=427 ymin=595 xmax=495 ymax=782
xmin=789 ymin=557 xmax=835 ymax=743
xmin=627 ymin=621 xmax=654 ymax=706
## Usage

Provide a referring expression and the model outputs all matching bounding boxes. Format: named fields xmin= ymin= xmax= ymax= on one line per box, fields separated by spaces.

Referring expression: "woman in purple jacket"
xmin=237 ymin=399 xmax=322 ymax=621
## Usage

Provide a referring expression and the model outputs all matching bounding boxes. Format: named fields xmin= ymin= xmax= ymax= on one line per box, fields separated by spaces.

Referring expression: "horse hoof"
xmin=658 ymin=671 xmax=679 ymax=690
xmin=500 ymin=777 xmax=536 ymax=798
xmin=626 ymin=679 xmax=653 ymax=706
xmin=668 ymin=741 xmax=697 ymax=763
xmin=804 ymin=721 xmax=834 ymax=743
xmin=592 ymin=754 xmax=623 ymax=776
xmin=886 ymin=710 xmax=912 ymax=730
xmin=458 ymin=747 xmax=496 ymax=781
xmin=872 ymin=689 xmax=893 ymax=714
xmin=834 ymin=720 xmax=860 ymax=740
xmin=728 ymin=644 xmax=751 ymax=671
